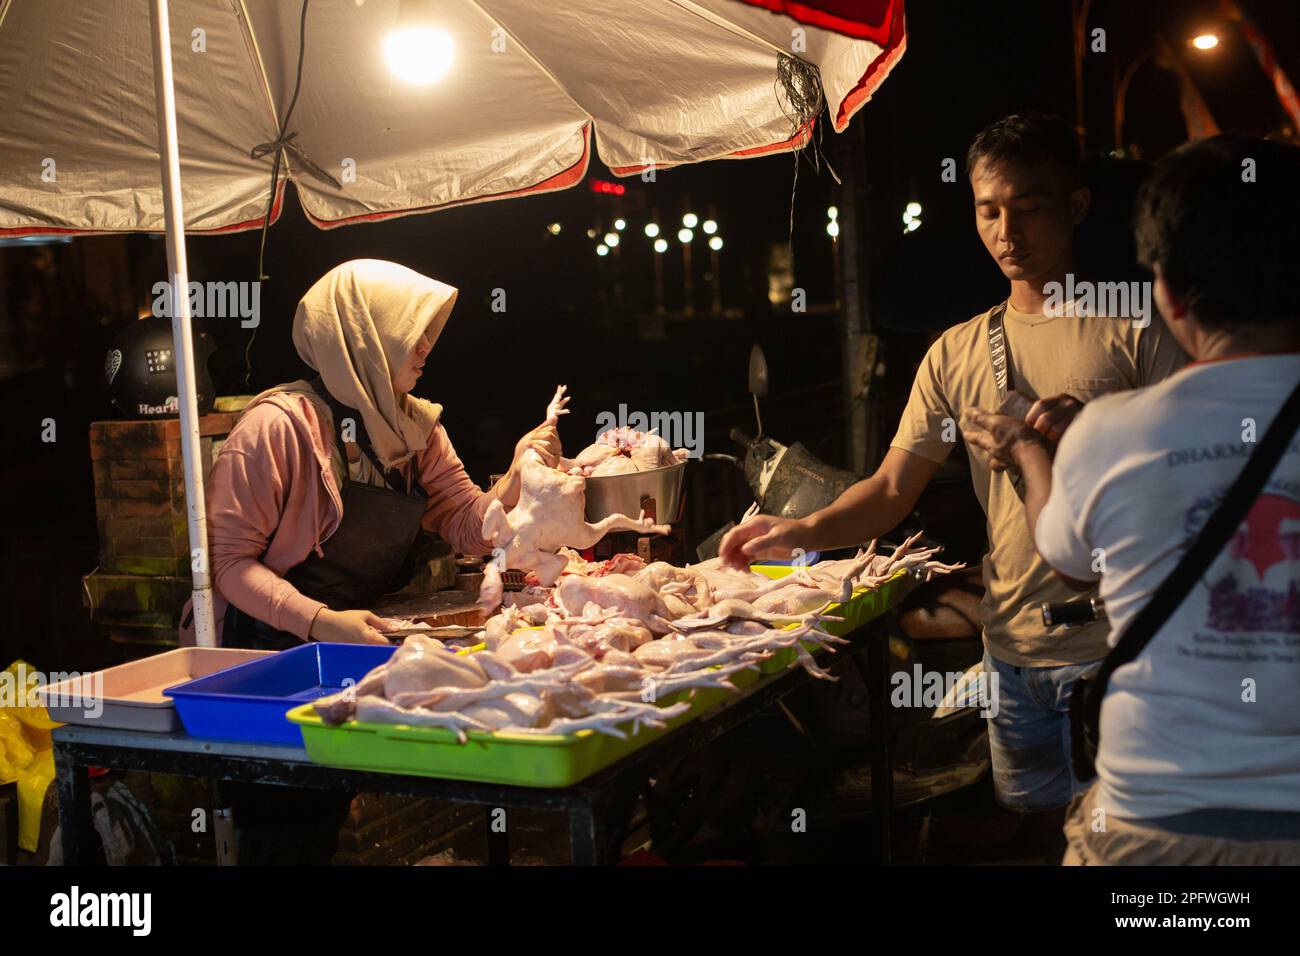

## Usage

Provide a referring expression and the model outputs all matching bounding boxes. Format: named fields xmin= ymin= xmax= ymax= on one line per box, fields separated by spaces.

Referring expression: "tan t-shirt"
xmin=891 ymin=302 xmax=1188 ymax=666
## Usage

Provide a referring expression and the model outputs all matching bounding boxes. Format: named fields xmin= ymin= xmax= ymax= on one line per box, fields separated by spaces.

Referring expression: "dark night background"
xmin=3 ymin=0 xmax=1297 ymax=671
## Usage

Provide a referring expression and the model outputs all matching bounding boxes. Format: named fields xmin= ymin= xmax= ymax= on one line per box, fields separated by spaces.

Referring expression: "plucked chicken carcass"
xmin=313 ymin=526 xmax=965 ymax=742
xmin=478 ymin=386 xmax=670 ymax=613
xmin=560 ymin=425 xmax=690 ymax=477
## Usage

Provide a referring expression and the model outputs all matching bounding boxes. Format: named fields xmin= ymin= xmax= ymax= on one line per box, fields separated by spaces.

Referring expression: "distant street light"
xmin=604 ymin=232 xmax=619 ymax=247
xmin=1114 ymin=34 xmax=1221 ymax=154
xmin=547 ymin=222 xmax=562 ymax=235
xmin=652 ymin=236 xmax=666 ymax=314
xmin=682 ymin=212 xmax=699 ymax=229
xmin=680 ymin=227 xmax=695 ymax=316
xmin=708 ymin=236 xmax=723 ymax=251
xmin=826 ymin=220 xmax=840 ymax=238
xmin=903 ymin=202 xmax=922 ymax=234
xmin=702 ymin=219 xmax=717 ymax=235
xmin=644 ymin=223 xmax=660 ymax=238
xmin=596 ymin=244 xmax=609 ymax=256
xmin=614 ymin=218 xmax=627 ymax=231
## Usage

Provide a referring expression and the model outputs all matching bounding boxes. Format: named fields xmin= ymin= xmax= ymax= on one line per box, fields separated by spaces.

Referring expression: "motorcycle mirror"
xmin=748 ymin=344 xmax=769 ymax=398
xmin=747 ymin=344 xmax=768 ymax=438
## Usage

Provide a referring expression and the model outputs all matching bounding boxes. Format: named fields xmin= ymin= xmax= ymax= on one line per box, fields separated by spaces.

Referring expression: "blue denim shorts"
xmin=982 ymin=650 xmax=1102 ymax=812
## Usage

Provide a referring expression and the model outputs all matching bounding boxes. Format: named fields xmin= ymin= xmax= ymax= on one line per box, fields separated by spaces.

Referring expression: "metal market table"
xmin=53 ymin=591 xmax=910 ymax=866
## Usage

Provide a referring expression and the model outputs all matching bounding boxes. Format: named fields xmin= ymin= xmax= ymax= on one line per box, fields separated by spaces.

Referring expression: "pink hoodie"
xmin=184 ymin=389 xmax=494 ymax=644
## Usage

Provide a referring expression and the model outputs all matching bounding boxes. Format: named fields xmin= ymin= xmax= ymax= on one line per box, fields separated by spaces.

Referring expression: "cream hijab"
xmin=281 ymin=259 xmax=458 ymax=468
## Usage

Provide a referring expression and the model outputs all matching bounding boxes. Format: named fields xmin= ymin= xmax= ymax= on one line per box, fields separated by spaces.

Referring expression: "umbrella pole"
xmin=148 ymin=0 xmax=216 ymax=647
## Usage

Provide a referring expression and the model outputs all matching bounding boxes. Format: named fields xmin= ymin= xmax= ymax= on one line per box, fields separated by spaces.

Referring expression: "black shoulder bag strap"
xmin=1070 ymin=376 xmax=1300 ymax=782
xmin=987 ymin=301 xmax=1028 ymax=499
xmin=987 ymin=301 xmax=1012 ymax=400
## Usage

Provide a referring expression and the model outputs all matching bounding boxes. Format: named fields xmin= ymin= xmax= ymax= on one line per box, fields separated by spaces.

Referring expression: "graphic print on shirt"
xmin=1204 ymin=491 xmax=1300 ymax=635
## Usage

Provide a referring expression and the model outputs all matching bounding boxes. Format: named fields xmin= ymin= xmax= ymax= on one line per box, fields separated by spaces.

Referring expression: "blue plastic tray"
xmin=165 ymin=643 xmax=397 ymax=745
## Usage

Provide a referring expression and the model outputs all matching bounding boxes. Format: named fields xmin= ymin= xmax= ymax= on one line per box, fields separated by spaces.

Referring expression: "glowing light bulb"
xmin=644 ymin=223 xmax=660 ymax=238
xmin=654 ymin=238 xmax=668 ymax=253
xmin=702 ymin=219 xmax=717 ymax=235
xmin=1191 ymin=34 xmax=1218 ymax=50
xmin=678 ymin=228 xmax=693 ymax=243
xmin=708 ymin=236 xmax=723 ymax=251
xmin=384 ymin=27 xmax=454 ymax=85
xmin=596 ymin=244 xmax=609 ymax=256
xmin=682 ymin=213 xmax=699 ymax=228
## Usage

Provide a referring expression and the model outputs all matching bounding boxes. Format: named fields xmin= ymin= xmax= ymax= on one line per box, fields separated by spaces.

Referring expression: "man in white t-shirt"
xmin=963 ymin=135 xmax=1300 ymax=864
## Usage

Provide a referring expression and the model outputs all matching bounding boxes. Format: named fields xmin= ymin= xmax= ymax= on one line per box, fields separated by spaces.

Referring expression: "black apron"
xmin=223 ymin=378 xmax=428 ymax=650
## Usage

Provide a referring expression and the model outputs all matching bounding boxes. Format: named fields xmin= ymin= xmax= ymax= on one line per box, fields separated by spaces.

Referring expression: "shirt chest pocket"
xmin=1065 ymin=375 xmax=1119 ymax=400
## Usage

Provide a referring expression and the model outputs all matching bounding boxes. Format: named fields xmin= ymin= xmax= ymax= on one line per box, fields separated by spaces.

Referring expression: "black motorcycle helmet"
xmin=105 ymin=315 xmax=216 ymax=419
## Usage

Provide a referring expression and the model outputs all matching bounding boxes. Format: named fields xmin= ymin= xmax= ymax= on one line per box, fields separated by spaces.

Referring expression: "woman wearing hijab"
xmin=194 ymin=259 xmax=559 ymax=650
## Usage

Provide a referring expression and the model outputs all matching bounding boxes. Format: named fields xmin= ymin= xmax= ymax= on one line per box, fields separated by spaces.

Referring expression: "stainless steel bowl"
xmin=584 ymin=460 xmax=686 ymax=524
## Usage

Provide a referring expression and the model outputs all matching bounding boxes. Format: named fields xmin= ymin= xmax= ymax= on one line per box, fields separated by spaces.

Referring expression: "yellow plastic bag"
xmin=1 ymin=660 xmax=61 ymax=852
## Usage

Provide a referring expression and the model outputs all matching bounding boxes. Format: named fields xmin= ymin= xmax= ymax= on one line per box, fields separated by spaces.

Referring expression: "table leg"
xmin=863 ymin=633 xmax=895 ymax=864
xmin=486 ymin=805 xmax=510 ymax=866
xmin=53 ymin=748 xmax=94 ymax=865
xmin=567 ymin=799 xmax=604 ymax=866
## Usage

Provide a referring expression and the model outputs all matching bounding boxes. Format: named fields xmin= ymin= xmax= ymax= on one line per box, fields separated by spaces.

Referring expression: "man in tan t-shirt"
xmin=720 ymin=114 xmax=1186 ymax=845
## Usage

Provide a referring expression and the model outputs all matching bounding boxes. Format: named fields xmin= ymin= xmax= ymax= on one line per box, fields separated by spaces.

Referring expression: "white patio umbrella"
xmin=0 ymin=0 xmax=905 ymax=647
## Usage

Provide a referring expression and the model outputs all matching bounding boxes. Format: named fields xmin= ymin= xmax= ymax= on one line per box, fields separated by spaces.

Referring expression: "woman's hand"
xmin=309 ymin=608 xmax=391 ymax=644
xmin=719 ymin=515 xmax=809 ymax=570
xmin=494 ymin=422 xmax=563 ymax=507
xmin=513 ymin=422 xmax=562 ymax=469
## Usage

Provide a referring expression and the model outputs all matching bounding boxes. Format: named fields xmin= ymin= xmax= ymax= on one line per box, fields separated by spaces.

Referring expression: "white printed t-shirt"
xmin=1035 ymin=354 xmax=1300 ymax=820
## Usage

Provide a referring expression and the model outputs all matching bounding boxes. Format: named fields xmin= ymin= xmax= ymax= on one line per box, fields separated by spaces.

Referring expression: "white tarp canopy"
xmin=0 ymin=0 xmax=904 ymax=235
xmin=0 ymin=0 xmax=904 ymax=647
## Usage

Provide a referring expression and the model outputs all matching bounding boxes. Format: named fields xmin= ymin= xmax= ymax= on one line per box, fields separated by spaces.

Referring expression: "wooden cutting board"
xmin=372 ymin=590 xmax=487 ymax=628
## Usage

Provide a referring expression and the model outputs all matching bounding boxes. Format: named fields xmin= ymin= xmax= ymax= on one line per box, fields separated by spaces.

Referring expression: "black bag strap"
xmin=986 ymin=301 xmax=1012 ymax=400
xmin=1091 ymin=376 xmax=1300 ymax=691
xmin=986 ymin=301 xmax=1029 ymax=500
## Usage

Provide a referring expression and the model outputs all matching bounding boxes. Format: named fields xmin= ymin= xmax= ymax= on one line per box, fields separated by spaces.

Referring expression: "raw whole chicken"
xmin=555 ymin=573 xmax=675 ymax=634
xmin=314 ymin=527 xmax=964 ymax=742
xmin=312 ymin=634 xmax=487 ymax=723
xmin=478 ymin=386 xmax=671 ymax=614
xmin=560 ymin=425 xmax=690 ymax=477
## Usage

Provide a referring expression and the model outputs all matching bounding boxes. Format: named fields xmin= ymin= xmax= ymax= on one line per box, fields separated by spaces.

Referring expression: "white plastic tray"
xmin=36 ymin=647 xmax=273 ymax=733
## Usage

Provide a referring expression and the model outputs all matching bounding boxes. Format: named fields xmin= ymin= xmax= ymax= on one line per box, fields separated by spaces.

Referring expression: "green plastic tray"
xmin=285 ymin=570 xmax=906 ymax=787
xmin=751 ymin=567 xmax=906 ymax=673
xmin=286 ymin=667 xmax=762 ymax=787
